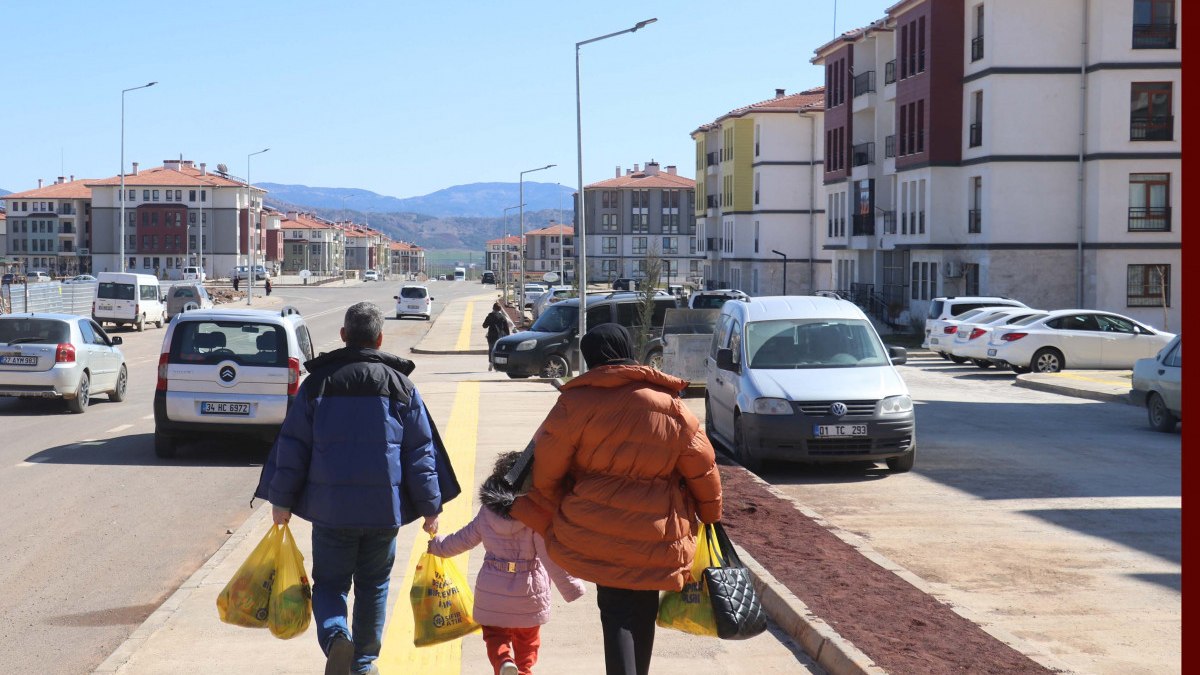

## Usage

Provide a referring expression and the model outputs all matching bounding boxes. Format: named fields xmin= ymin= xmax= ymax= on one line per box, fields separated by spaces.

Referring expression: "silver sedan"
xmin=0 ymin=313 xmax=128 ymax=413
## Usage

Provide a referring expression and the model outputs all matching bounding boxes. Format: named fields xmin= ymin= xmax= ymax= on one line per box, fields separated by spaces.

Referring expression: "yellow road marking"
xmin=1053 ymin=372 xmax=1130 ymax=386
xmin=379 ymin=381 xmax=480 ymax=674
xmin=455 ymin=302 xmax=474 ymax=351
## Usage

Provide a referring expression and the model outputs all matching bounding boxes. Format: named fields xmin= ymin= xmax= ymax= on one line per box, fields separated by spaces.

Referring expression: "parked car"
xmin=481 ymin=270 xmax=496 ymax=284
xmin=394 ymin=285 xmax=434 ymax=320
xmin=153 ymin=306 xmax=315 ymax=457
xmin=531 ymin=285 xmax=574 ymax=320
xmin=363 ymin=269 xmax=380 ymax=282
xmin=986 ymin=310 xmax=1175 ymax=373
xmin=1130 ymin=335 xmax=1181 ymax=432
xmin=522 ymin=283 xmax=548 ymax=309
xmin=0 ymin=313 xmax=127 ymax=413
xmin=1 ymin=273 xmax=19 ymax=285
xmin=611 ymin=277 xmax=641 ymax=291
xmin=924 ymin=296 xmax=1028 ymax=355
xmin=182 ymin=266 xmax=207 ymax=282
xmin=705 ymin=295 xmax=914 ymax=473
xmin=26 ymin=271 xmax=52 ymax=283
xmin=689 ymin=289 xmax=749 ymax=310
xmin=165 ymin=283 xmax=214 ymax=319
xmin=926 ymin=306 xmax=1019 ymax=362
xmin=253 ymin=265 xmax=270 ymax=280
xmin=946 ymin=308 xmax=1049 ymax=368
xmin=63 ymin=274 xmax=97 ymax=285
xmin=93 ymin=272 xmax=167 ymax=332
xmin=492 ymin=292 xmax=678 ymax=379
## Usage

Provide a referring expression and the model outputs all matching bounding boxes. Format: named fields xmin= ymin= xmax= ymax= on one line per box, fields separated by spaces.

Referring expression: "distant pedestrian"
xmin=265 ymin=278 xmax=273 ymax=296
xmin=429 ymin=451 xmax=585 ymax=675
xmin=232 ymin=275 xmax=240 ymax=292
xmin=482 ymin=302 xmax=512 ymax=371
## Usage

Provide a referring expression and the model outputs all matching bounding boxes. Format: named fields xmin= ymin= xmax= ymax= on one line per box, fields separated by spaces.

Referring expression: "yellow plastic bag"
xmin=656 ymin=523 xmax=724 ymax=637
xmin=268 ymin=524 xmax=312 ymax=639
xmin=409 ymin=547 xmax=481 ymax=646
xmin=217 ymin=525 xmax=282 ymax=628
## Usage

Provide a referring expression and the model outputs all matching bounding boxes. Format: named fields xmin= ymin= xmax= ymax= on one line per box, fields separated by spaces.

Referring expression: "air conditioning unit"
xmin=943 ymin=261 xmax=961 ymax=278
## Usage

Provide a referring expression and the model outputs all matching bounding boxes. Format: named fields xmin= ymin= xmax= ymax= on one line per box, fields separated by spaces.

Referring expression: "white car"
xmin=531 ymin=285 xmax=574 ymax=320
xmin=0 ymin=313 xmax=127 ymax=413
xmin=523 ymin=283 xmax=547 ymax=309
xmin=924 ymin=296 xmax=1028 ymax=350
xmin=689 ymin=289 xmax=749 ymax=310
xmin=363 ymin=270 xmax=380 ymax=282
xmin=394 ymin=285 xmax=433 ymax=320
xmin=63 ymin=274 xmax=97 ymax=285
xmin=986 ymin=309 xmax=1175 ymax=373
xmin=926 ymin=307 xmax=1012 ymax=362
xmin=946 ymin=308 xmax=1049 ymax=368
xmin=182 ymin=266 xmax=207 ymax=282
xmin=1130 ymin=334 xmax=1181 ymax=432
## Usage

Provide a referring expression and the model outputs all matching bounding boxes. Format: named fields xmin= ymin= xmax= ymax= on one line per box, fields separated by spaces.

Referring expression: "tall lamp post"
xmin=575 ymin=18 xmax=657 ymax=372
xmin=519 ymin=164 xmax=555 ymax=309
xmin=119 ymin=81 xmax=157 ymax=273
xmin=245 ymin=147 xmax=269 ymax=305
xmin=501 ymin=204 xmax=524 ymax=306
xmin=772 ymin=249 xmax=788 ymax=295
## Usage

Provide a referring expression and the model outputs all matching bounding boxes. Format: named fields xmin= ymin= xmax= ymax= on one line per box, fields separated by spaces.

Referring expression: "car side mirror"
xmin=887 ymin=345 xmax=908 ymax=365
xmin=430 ymin=297 xmax=435 ymax=301
xmin=393 ymin=296 xmax=399 ymax=300
xmin=111 ymin=336 xmax=123 ymax=346
xmin=716 ymin=348 xmax=740 ymax=373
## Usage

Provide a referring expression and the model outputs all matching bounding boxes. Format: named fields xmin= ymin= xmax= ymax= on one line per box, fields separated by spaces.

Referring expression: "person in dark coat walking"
xmin=265 ymin=278 xmax=273 ymax=296
xmin=232 ymin=274 xmax=239 ymax=292
xmin=482 ymin=302 xmax=512 ymax=371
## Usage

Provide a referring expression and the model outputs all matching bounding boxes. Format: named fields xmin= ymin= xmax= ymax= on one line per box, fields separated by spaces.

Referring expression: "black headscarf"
xmin=581 ymin=323 xmax=637 ymax=369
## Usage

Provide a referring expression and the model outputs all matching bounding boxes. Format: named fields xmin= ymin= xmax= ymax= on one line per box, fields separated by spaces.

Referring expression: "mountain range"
xmin=259 ymin=181 xmax=574 ymax=219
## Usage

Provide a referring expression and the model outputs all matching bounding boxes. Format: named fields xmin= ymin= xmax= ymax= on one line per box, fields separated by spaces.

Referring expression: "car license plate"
xmin=814 ymin=424 xmax=868 ymax=437
xmin=987 ymin=348 xmax=997 ymax=356
xmin=0 ymin=355 xmax=38 ymax=366
xmin=407 ymin=304 xmax=423 ymax=310
xmin=930 ymin=337 xmax=939 ymax=344
xmin=202 ymin=401 xmax=251 ymax=415
xmin=493 ymin=356 xmax=508 ymax=364
xmin=99 ymin=303 xmax=113 ymax=310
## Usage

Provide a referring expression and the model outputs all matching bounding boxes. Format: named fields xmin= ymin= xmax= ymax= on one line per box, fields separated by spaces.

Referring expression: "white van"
xmin=705 ymin=295 xmax=915 ymax=473
xmin=94 ymin=272 xmax=167 ymax=332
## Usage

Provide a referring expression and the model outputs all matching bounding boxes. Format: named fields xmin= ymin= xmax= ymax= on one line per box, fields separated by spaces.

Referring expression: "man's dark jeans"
xmin=311 ymin=525 xmax=399 ymax=674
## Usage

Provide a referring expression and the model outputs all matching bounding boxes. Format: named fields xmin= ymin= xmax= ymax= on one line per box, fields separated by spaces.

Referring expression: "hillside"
xmin=259 ymin=181 xmax=574 ymax=219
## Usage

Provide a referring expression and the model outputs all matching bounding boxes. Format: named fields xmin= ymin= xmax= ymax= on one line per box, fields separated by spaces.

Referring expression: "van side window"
xmin=711 ymin=315 xmax=733 ymax=357
xmin=728 ymin=321 xmax=743 ymax=364
xmin=615 ymin=302 xmax=639 ymax=327
xmin=586 ymin=305 xmax=611 ymax=328
xmin=141 ymin=284 xmax=159 ymax=301
xmin=651 ymin=299 xmax=674 ymax=327
xmin=296 ymin=326 xmax=315 ymax=362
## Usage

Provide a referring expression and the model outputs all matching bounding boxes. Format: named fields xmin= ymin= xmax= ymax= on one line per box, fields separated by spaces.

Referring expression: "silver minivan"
xmin=705 ymin=296 xmax=915 ymax=472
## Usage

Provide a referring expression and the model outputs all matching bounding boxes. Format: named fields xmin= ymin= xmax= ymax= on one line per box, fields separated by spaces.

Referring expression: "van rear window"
xmin=169 ymin=321 xmax=287 ymax=367
xmin=400 ymin=287 xmax=428 ymax=299
xmin=98 ymin=282 xmax=136 ymax=300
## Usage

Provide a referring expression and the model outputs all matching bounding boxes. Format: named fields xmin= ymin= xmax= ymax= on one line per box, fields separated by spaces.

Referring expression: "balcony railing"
xmin=1133 ymin=23 xmax=1176 ymax=49
xmin=705 ymin=195 xmax=719 ymax=208
xmin=1131 ymin=115 xmax=1173 ymax=140
xmin=884 ymin=60 xmax=895 ymax=84
xmin=851 ymin=142 xmax=875 ymax=167
xmin=969 ymin=123 xmax=982 ymax=147
xmin=971 ymin=35 xmax=984 ymax=61
xmin=968 ymin=209 xmax=982 ymax=234
xmin=1128 ymin=206 xmax=1171 ymax=231
xmin=852 ymin=213 xmax=875 ymax=237
xmin=706 ymin=152 xmax=719 ymax=166
xmin=853 ymin=71 xmax=876 ymax=97
xmin=882 ymin=210 xmax=897 ymax=235
xmin=884 ymin=135 xmax=895 ymax=158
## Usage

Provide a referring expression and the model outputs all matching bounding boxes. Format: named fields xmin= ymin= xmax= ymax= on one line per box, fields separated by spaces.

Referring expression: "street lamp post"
xmin=575 ymin=18 xmax=657 ymax=373
xmin=772 ymin=249 xmax=788 ymax=295
xmin=119 ymin=81 xmax=157 ymax=273
xmin=245 ymin=148 xmax=269 ymax=305
xmin=519 ymin=164 xmax=555 ymax=309
xmin=501 ymin=204 xmax=524 ymax=306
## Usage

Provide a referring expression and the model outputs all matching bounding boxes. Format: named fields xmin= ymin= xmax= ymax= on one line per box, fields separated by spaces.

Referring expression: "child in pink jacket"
xmin=429 ymin=451 xmax=585 ymax=675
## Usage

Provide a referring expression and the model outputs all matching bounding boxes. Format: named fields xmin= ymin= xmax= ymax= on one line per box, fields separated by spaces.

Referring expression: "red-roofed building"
xmin=524 ymin=223 xmax=574 ymax=282
xmin=280 ymin=212 xmax=346 ymax=274
xmin=486 ymin=234 xmax=522 ymax=286
xmin=2 ymin=176 xmax=95 ymax=275
xmin=388 ymin=241 xmax=425 ymax=277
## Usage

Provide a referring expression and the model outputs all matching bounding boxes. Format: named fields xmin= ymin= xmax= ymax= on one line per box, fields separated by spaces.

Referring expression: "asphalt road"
xmin=0 ymin=278 xmax=483 ymax=675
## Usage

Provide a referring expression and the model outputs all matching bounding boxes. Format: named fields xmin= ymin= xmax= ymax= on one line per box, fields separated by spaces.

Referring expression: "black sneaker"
xmin=325 ymin=635 xmax=354 ymax=675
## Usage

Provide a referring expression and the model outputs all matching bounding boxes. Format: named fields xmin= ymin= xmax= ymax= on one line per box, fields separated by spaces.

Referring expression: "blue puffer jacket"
xmin=254 ymin=347 xmax=442 ymax=529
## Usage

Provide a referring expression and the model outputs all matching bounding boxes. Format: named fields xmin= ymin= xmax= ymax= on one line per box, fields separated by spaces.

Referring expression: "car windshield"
xmin=745 ymin=318 xmax=889 ymax=369
xmin=0 ymin=319 xmax=71 ymax=345
xmin=400 ymin=287 xmax=427 ymax=299
xmin=97 ymin=282 xmax=136 ymax=300
xmin=530 ymin=304 xmax=578 ymax=333
xmin=168 ymin=321 xmax=288 ymax=367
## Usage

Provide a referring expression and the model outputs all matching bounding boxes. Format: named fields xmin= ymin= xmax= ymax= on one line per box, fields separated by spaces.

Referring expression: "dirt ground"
xmin=716 ymin=462 xmax=1055 ymax=675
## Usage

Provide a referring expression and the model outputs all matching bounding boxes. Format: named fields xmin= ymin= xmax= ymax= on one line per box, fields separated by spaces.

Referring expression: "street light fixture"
xmin=575 ymin=18 xmax=657 ymax=373
xmin=519 ymin=164 xmax=556 ymax=309
xmin=501 ymin=204 xmax=524 ymax=306
xmin=119 ymin=81 xmax=157 ymax=273
xmin=245 ymin=148 xmax=269 ymax=305
xmin=772 ymin=249 xmax=788 ymax=295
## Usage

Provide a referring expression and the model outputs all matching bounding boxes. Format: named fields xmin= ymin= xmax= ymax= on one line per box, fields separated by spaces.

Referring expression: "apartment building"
xmin=389 ymin=241 xmax=426 ymax=277
xmin=523 ymin=222 xmax=574 ymax=282
xmin=0 ymin=210 xmax=8 ymax=272
xmin=486 ymin=234 xmax=521 ymax=285
xmin=691 ymin=88 xmax=826 ymax=295
xmin=87 ymin=159 xmax=266 ymax=279
xmin=813 ymin=0 xmax=1180 ymax=330
xmin=280 ymin=212 xmax=346 ymax=274
xmin=1 ymin=177 xmax=94 ymax=276
xmin=579 ymin=161 xmax=701 ymax=287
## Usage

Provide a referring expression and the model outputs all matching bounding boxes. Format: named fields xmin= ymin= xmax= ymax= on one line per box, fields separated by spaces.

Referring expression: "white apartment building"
xmin=1 ymin=177 xmax=93 ymax=275
xmin=813 ymin=0 xmax=1180 ymax=330
xmin=280 ymin=212 xmax=346 ymax=274
xmin=486 ymin=235 xmax=521 ymax=285
xmin=524 ymin=222 xmax=575 ymax=282
xmin=692 ymin=88 xmax=827 ymax=295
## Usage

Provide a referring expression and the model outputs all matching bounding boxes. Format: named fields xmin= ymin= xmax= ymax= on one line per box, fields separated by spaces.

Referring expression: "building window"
xmin=1131 ymin=82 xmax=1173 ymax=140
xmin=175 ymin=190 xmax=182 ymax=201
xmin=166 ymin=190 xmax=173 ymax=201
xmin=632 ymin=237 xmax=648 ymax=255
xmin=969 ymin=91 xmax=983 ymax=147
xmin=754 ymin=173 xmax=760 ymax=205
xmin=969 ymin=177 xmax=982 ymax=233
xmin=201 ymin=190 xmax=207 ymax=202
xmin=753 ymin=221 xmax=760 ymax=253
xmin=971 ymin=5 xmax=985 ymax=61
xmin=663 ymin=237 xmax=678 ymax=254
xmin=142 ymin=190 xmax=150 ymax=201
xmin=1133 ymin=0 xmax=1176 ymax=48
xmin=128 ymin=189 xmax=135 ymax=201
xmin=755 ymin=124 xmax=760 ymax=156
xmin=189 ymin=190 xmax=196 ymax=201
xmin=1128 ymin=173 xmax=1171 ymax=231
xmin=602 ymin=237 xmax=617 ymax=255
xmin=1127 ymin=264 xmax=1170 ymax=306
xmin=152 ymin=190 xmax=160 ymax=201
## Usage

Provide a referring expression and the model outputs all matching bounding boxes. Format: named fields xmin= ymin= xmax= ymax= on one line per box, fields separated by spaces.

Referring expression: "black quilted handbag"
xmin=702 ymin=522 xmax=768 ymax=639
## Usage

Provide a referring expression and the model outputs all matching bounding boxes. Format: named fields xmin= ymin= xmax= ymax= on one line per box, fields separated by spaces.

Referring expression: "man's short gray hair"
xmin=344 ymin=302 xmax=384 ymax=347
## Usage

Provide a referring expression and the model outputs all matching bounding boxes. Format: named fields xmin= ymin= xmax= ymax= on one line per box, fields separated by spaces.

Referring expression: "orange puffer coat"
xmin=510 ymin=364 xmax=722 ymax=592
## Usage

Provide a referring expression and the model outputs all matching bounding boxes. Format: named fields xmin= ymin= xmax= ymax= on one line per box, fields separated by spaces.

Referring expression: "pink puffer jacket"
xmin=429 ymin=506 xmax=585 ymax=628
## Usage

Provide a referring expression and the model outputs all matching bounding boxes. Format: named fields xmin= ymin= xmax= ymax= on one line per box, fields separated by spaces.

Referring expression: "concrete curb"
xmin=1013 ymin=375 xmax=1132 ymax=405
xmin=410 ymin=347 xmax=489 ymax=355
xmin=93 ymin=504 xmax=271 ymax=674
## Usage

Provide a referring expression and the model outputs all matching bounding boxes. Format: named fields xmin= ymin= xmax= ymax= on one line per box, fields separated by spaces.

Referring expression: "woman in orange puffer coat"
xmin=511 ymin=322 xmax=722 ymax=675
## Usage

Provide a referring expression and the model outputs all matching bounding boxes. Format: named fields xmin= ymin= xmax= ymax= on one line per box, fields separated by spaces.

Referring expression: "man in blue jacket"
xmin=256 ymin=301 xmax=452 ymax=675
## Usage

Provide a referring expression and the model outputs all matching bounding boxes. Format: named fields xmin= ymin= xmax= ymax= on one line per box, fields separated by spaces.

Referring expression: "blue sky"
xmin=1 ymin=0 xmax=890 ymax=200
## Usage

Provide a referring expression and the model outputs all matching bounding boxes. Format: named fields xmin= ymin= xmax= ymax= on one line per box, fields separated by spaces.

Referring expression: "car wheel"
xmin=136 ymin=314 xmax=146 ymax=332
xmin=1147 ymin=393 xmax=1179 ymax=433
xmin=66 ymin=372 xmax=89 ymax=414
xmin=1031 ymin=348 xmax=1064 ymax=373
xmin=938 ymin=352 xmax=951 ymax=361
xmin=109 ymin=365 xmax=128 ymax=402
xmin=971 ymin=359 xmax=993 ymax=369
xmin=733 ymin=414 xmax=763 ymax=472
xmin=886 ymin=447 xmax=916 ymax=472
xmin=948 ymin=355 xmax=969 ymax=364
xmin=1010 ymin=364 xmax=1031 ymax=375
xmin=156 ymin=312 xmax=165 ymax=328
xmin=154 ymin=431 xmax=177 ymax=458
xmin=540 ymin=354 xmax=570 ymax=379
xmin=396 ymin=313 xmax=403 ymax=320
xmin=506 ymin=372 xmax=531 ymax=379
xmin=645 ymin=349 xmax=664 ymax=371
xmin=424 ymin=315 xmax=430 ymax=321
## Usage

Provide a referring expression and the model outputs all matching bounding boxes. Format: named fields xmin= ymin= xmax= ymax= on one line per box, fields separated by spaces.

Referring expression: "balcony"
xmin=1130 ymin=115 xmax=1173 ymax=141
xmin=882 ymin=210 xmax=897 ymax=235
xmin=968 ymin=209 xmax=982 ymax=234
xmin=884 ymin=135 xmax=895 ymax=158
xmin=705 ymin=195 xmax=719 ymax=209
xmin=884 ymin=60 xmax=895 ymax=85
xmin=853 ymin=71 xmax=876 ymax=97
xmin=852 ymin=213 xmax=875 ymax=237
xmin=706 ymin=152 xmax=719 ymax=167
xmin=971 ymin=35 xmax=984 ymax=61
xmin=1133 ymin=23 xmax=1176 ymax=49
xmin=1128 ymin=206 xmax=1171 ymax=231
xmin=851 ymin=142 xmax=875 ymax=167
xmin=59 ymin=225 xmax=76 ymax=235
xmin=969 ymin=123 xmax=982 ymax=147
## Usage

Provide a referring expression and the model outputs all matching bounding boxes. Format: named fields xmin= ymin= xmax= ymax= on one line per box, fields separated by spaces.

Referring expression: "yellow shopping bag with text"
xmin=409 ymin=546 xmax=481 ymax=647
xmin=268 ymin=524 xmax=312 ymax=639
xmin=656 ymin=523 xmax=723 ymax=637
xmin=217 ymin=525 xmax=282 ymax=628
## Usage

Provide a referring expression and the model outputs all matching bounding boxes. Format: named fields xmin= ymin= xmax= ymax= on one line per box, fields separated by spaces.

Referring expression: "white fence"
xmin=1 ymin=282 xmax=96 ymax=315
